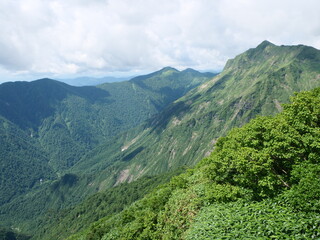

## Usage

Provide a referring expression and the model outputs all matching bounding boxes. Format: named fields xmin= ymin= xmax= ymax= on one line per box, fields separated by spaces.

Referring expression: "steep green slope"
xmin=69 ymin=86 xmax=320 ymax=239
xmin=0 ymin=68 xmax=212 ymax=172
xmin=73 ymin=41 xmax=320 ymax=189
xmin=95 ymin=67 xmax=215 ymax=138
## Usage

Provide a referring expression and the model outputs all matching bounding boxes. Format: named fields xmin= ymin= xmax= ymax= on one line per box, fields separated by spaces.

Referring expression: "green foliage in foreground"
xmin=69 ymin=87 xmax=320 ymax=239
xmin=186 ymin=200 xmax=320 ymax=239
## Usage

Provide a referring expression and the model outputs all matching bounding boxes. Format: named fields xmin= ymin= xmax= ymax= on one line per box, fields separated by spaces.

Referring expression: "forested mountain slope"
xmin=0 ymin=117 xmax=55 ymax=205
xmin=2 ymin=41 xmax=320 ymax=239
xmin=0 ymin=68 xmax=212 ymax=235
xmin=69 ymin=86 xmax=320 ymax=239
xmin=72 ymin=41 xmax=320 ymax=189
xmin=0 ymin=68 xmax=212 ymax=172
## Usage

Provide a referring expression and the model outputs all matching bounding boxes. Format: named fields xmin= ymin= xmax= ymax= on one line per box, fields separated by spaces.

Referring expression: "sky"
xmin=0 ymin=0 xmax=320 ymax=83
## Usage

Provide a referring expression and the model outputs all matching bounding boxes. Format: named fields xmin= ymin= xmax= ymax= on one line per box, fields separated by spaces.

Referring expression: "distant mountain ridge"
xmin=0 ymin=78 xmax=110 ymax=130
xmin=58 ymin=76 xmax=131 ymax=86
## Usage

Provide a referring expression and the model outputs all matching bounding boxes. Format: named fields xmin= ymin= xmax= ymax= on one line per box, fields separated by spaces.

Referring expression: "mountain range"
xmin=0 ymin=68 xmax=213 ymax=208
xmin=57 ymin=76 xmax=131 ymax=86
xmin=67 ymin=40 xmax=320 ymax=195
xmin=1 ymin=41 xmax=320 ymax=239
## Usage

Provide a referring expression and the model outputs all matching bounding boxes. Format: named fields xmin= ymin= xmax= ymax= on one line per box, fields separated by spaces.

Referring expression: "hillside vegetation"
xmin=0 ymin=68 xmax=212 ymax=173
xmin=1 ymin=42 xmax=320 ymax=239
xmin=0 ymin=117 xmax=55 ymax=205
xmin=0 ymin=68 xmax=211 ymax=203
xmin=0 ymin=68 xmax=213 ymax=235
xmin=31 ymin=168 xmax=186 ymax=240
xmin=69 ymin=86 xmax=320 ymax=239
xmin=71 ymin=41 xmax=320 ymax=193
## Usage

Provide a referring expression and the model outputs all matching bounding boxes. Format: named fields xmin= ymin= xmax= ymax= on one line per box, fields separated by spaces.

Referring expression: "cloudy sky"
xmin=0 ymin=0 xmax=319 ymax=83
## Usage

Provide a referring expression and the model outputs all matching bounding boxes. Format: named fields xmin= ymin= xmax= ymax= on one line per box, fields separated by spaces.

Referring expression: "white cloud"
xmin=0 ymin=0 xmax=319 ymax=81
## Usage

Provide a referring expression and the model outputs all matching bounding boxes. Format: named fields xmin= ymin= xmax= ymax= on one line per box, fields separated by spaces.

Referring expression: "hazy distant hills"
xmin=58 ymin=76 xmax=131 ymax=86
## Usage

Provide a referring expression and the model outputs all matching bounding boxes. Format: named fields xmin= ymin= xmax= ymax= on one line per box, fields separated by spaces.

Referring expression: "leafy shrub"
xmin=281 ymin=163 xmax=320 ymax=212
xmin=186 ymin=200 xmax=320 ymax=239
